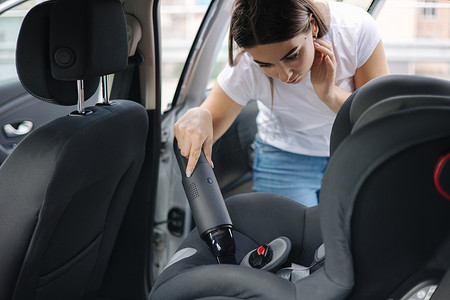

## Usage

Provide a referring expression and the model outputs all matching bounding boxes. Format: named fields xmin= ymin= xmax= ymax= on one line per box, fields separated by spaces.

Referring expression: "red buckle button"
xmin=257 ymin=246 xmax=266 ymax=256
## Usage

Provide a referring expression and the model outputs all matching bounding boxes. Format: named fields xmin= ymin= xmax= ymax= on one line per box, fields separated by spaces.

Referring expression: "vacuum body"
xmin=173 ymin=141 xmax=236 ymax=264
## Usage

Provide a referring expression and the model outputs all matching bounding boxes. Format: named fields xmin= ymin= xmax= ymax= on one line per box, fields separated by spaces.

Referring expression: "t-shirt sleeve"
xmin=216 ymin=55 xmax=258 ymax=106
xmin=356 ymin=10 xmax=381 ymax=68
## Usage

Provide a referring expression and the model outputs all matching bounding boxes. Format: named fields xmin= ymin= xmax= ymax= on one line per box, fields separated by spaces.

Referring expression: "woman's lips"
xmin=287 ymin=75 xmax=300 ymax=84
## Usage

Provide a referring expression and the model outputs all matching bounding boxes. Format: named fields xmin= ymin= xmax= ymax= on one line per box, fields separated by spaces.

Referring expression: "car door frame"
xmin=152 ymin=0 xmax=233 ymax=282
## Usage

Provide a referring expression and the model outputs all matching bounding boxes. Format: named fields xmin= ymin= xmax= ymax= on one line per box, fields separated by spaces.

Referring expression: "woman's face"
xmin=246 ymin=30 xmax=316 ymax=84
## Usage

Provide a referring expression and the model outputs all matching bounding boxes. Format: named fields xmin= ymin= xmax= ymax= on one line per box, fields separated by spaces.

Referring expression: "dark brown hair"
xmin=228 ymin=0 xmax=329 ymax=66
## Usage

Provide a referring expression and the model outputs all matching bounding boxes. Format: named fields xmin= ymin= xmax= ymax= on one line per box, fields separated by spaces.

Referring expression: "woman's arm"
xmin=311 ymin=38 xmax=352 ymax=113
xmin=312 ymin=39 xmax=389 ymax=113
xmin=354 ymin=40 xmax=390 ymax=89
xmin=174 ymin=81 xmax=243 ymax=176
xmin=201 ymin=82 xmax=244 ymax=143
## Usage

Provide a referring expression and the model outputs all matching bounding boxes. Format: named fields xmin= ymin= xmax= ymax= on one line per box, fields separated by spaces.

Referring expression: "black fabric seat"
xmin=150 ymin=74 xmax=450 ymax=300
xmin=0 ymin=1 xmax=148 ymax=299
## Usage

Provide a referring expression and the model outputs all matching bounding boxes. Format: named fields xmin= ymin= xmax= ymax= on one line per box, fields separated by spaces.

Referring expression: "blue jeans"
xmin=252 ymin=137 xmax=329 ymax=207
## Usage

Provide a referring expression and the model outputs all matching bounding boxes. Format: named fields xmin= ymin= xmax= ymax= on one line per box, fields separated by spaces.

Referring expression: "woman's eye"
xmin=258 ymin=63 xmax=272 ymax=68
xmin=286 ymin=52 xmax=299 ymax=61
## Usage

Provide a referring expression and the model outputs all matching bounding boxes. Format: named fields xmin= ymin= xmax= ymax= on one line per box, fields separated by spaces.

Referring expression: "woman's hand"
xmin=310 ymin=38 xmax=349 ymax=113
xmin=174 ymin=107 xmax=214 ymax=177
xmin=310 ymin=38 xmax=337 ymax=103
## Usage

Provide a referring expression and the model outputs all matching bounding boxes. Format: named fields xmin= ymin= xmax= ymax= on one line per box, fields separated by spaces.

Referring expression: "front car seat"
xmin=149 ymin=74 xmax=450 ymax=300
xmin=0 ymin=0 xmax=148 ymax=299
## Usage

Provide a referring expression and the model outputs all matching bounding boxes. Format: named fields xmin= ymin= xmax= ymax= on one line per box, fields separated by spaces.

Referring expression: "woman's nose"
xmin=277 ymin=65 xmax=292 ymax=82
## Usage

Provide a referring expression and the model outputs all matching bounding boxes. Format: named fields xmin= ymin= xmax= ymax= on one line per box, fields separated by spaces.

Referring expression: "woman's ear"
xmin=309 ymin=13 xmax=318 ymax=37
xmin=309 ymin=14 xmax=318 ymax=37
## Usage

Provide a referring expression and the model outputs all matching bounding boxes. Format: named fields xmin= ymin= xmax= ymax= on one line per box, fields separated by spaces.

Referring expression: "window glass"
xmin=207 ymin=0 xmax=450 ymax=90
xmin=206 ymin=33 xmax=228 ymax=91
xmin=375 ymin=0 xmax=449 ymax=80
xmin=160 ymin=0 xmax=211 ymax=111
xmin=0 ymin=0 xmax=45 ymax=81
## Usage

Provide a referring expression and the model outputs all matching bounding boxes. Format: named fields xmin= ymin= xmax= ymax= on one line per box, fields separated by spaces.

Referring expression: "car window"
xmin=0 ymin=0 xmax=45 ymax=81
xmin=206 ymin=0 xmax=450 ymax=91
xmin=206 ymin=33 xmax=227 ymax=91
xmin=376 ymin=0 xmax=450 ymax=80
xmin=0 ymin=1 xmax=36 ymax=81
xmin=160 ymin=0 xmax=212 ymax=112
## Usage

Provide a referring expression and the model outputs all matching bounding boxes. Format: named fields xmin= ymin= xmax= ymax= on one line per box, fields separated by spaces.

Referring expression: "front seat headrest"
xmin=16 ymin=0 xmax=128 ymax=105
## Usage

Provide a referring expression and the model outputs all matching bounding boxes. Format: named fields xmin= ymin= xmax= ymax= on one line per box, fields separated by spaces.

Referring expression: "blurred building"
xmin=377 ymin=0 xmax=450 ymax=79
xmin=0 ymin=0 xmax=449 ymax=107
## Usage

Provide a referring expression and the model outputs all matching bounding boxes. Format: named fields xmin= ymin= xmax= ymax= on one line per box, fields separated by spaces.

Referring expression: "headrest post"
xmin=101 ymin=75 xmax=110 ymax=104
xmin=77 ymin=79 xmax=86 ymax=114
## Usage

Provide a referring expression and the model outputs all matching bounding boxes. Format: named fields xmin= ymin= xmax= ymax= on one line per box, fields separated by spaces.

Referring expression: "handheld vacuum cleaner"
xmin=173 ymin=139 xmax=236 ymax=264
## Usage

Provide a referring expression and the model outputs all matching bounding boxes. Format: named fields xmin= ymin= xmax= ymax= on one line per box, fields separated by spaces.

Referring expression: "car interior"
xmin=150 ymin=74 xmax=450 ymax=300
xmin=0 ymin=0 xmax=149 ymax=299
xmin=0 ymin=0 xmax=449 ymax=299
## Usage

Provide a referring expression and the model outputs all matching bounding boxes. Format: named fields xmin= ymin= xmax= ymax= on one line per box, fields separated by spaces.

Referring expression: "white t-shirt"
xmin=217 ymin=2 xmax=381 ymax=156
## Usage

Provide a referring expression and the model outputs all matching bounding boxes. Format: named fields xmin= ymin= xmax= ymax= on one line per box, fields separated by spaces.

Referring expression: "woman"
xmin=174 ymin=0 xmax=389 ymax=206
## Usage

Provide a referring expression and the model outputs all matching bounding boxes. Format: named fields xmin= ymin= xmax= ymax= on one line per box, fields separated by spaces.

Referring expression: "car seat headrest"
xmin=330 ymin=75 xmax=450 ymax=155
xmin=16 ymin=0 xmax=128 ymax=105
xmin=348 ymin=75 xmax=450 ymax=125
xmin=353 ymin=95 xmax=450 ymax=132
